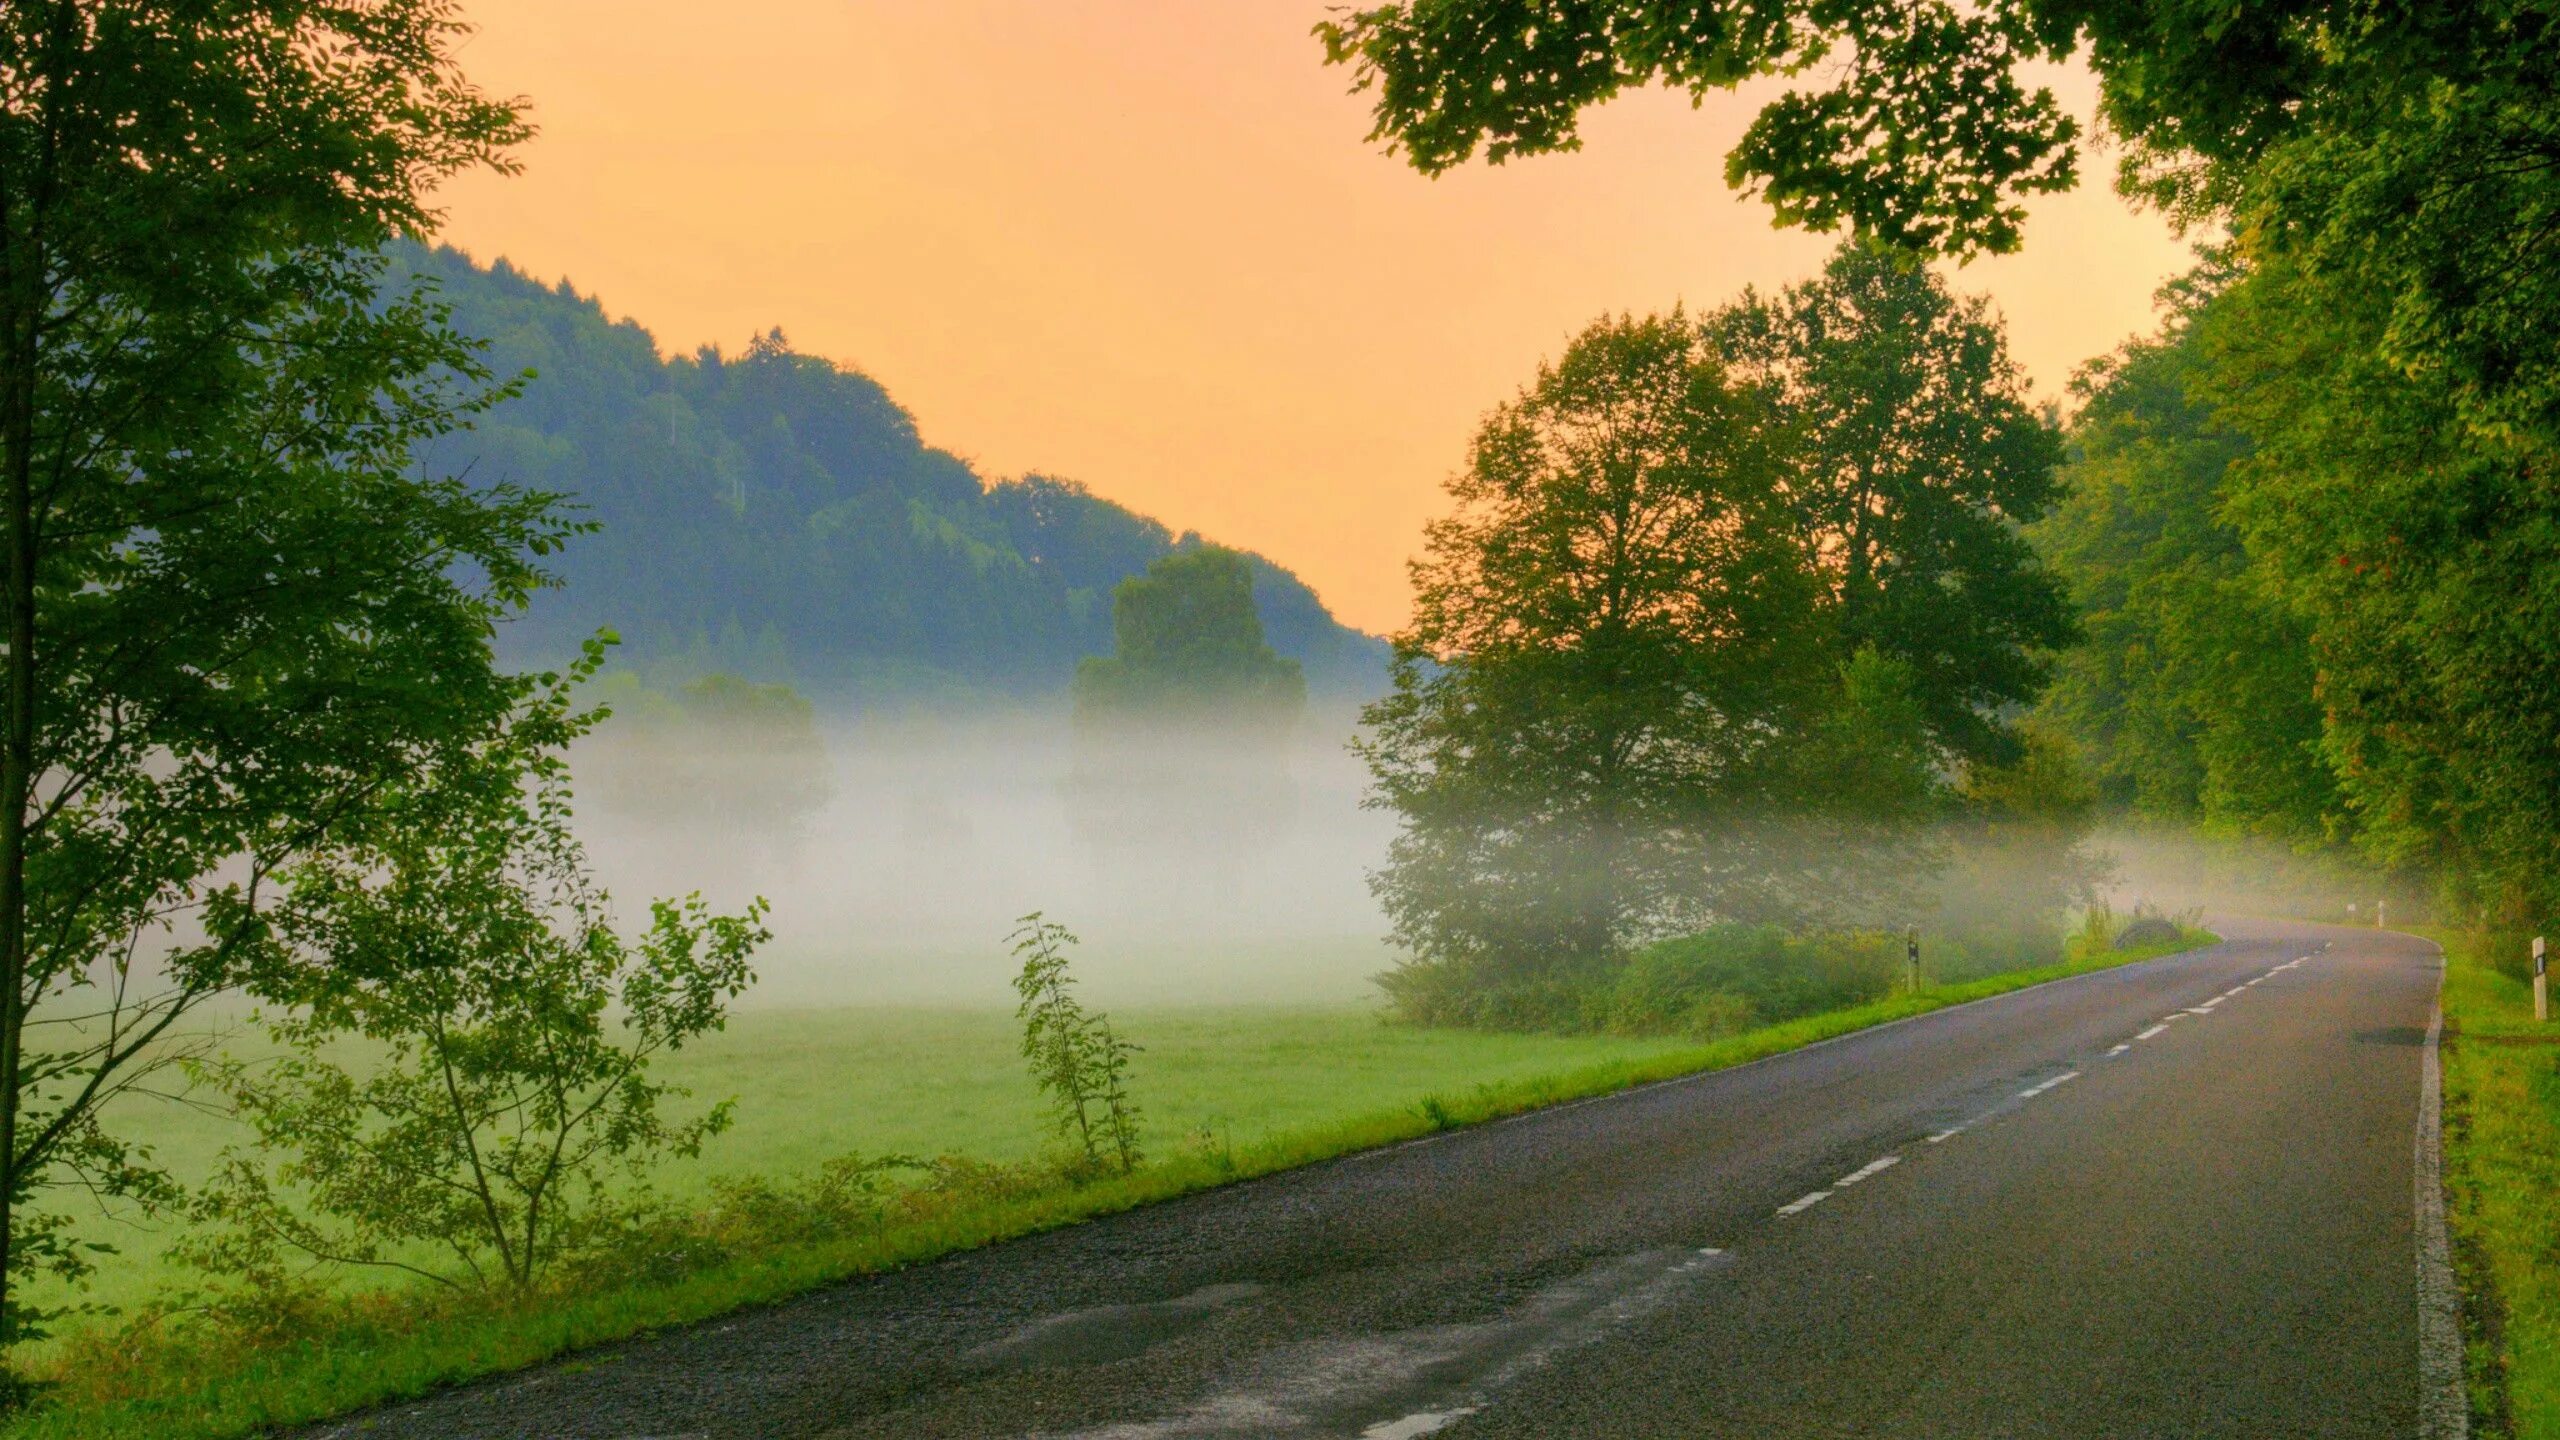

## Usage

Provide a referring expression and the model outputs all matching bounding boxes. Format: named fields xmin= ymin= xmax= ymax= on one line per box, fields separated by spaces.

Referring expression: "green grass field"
xmin=2432 ymin=930 xmax=2560 ymax=1436
xmin=32 ymin=1004 xmax=1701 ymax=1325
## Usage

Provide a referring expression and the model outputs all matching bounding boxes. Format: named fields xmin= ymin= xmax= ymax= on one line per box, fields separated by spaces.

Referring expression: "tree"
xmin=2197 ymin=255 xmax=2560 ymax=923
xmin=1315 ymin=2 xmax=2555 ymax=410
xmin=1072 ymin=546 xmax=1306 ymax=733
xmin=1710 ymin=244 xmax=2074 ymax=764
xmin=182 ymin=652 xmax=767 ymax=1296
xmin=1360 ymin=313 xmax=1846 ymax=1013
xmin=0 ymin=3 xmax=546 ymax=1351
xmin=2028 ymin=269 xmax=2337 ymax=840
xmin=1315 ymin=0 xmax=2085 ymax=255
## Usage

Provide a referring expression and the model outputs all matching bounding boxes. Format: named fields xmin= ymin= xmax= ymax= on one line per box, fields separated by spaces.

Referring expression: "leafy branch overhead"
xmin=1315 ymin=0 xmax=2085 ymax=254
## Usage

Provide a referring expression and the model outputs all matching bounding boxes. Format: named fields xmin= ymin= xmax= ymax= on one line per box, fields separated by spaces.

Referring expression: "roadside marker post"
xmin=1905 ymin=932 xmax=1921 ymax=994
xmin=2378 ymin=898 xmax=2388 ymax=929
xmin=2535 ymin=937 xmax=2547 ymax=1023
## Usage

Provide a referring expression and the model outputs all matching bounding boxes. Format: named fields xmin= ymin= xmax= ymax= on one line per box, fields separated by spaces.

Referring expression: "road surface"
xmin=312 ymin=917 xmax=2455 ymax=1439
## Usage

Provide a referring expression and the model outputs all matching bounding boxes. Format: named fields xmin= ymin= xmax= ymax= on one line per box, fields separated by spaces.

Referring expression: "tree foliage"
xmin=1361 ymin=261 xmax=2078 ymax=1005
xmin=2029 ymin=273 xmax=2336 ymax=840
xmin=1362 ymin=312 xmax=1823 ymax=989
xmin=1314 ymin=0 xmax=2082 ymax=253
xmin=1712 ymin=244 xmax=2073 ymax=764
xmin=2035 ymin=248 xmax=2560 ymax=922
xmin=1072 ymin=546 xmax=1306 ymax=733
xmin=182 ymin=651 xmax=767 ymax=1297
xmin=0 ymin=0 xmax=550 ymax=1350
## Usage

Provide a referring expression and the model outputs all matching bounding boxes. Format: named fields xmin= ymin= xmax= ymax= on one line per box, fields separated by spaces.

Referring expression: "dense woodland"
xmin=398 ymin=243 xmax=1387 ymax=703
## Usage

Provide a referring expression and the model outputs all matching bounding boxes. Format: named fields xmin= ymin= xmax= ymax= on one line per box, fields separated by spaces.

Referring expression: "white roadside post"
xmin=1905 ymin=932 xmax=1920 ymax=995
xmin=2535 ymin=936 xmax=2547 ymax=1024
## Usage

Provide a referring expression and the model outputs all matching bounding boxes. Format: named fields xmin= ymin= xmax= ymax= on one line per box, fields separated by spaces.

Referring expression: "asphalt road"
xmin=314 ymin=917 xmax=2451 ymax=1439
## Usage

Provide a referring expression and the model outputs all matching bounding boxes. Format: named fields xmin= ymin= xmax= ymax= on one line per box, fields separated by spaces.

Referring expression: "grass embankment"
xmin=2428 ymin=929 xmax=2560 ymax=1436
xmin=11 ymin=929 xmax=2213 ymax=1440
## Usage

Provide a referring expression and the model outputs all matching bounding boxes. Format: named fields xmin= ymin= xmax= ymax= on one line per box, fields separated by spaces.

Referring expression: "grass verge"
xmin=7 ymin=928 xmax=2215 ymax=1440
xmin=2426 ymin=928 xmax=2560 ymax=1437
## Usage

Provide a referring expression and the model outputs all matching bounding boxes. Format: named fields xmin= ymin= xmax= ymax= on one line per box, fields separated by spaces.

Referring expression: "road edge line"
xmin=2417 ymin=941 xmax=2468 ymax=1440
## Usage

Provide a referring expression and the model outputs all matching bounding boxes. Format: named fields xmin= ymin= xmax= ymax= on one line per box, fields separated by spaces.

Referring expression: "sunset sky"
xmin=436 ymin=1 xmax=2198 ymax=634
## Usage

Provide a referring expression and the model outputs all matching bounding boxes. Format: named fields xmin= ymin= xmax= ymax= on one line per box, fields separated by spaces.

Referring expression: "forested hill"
xmin=398 ymin=243 xmax=1388 ymax=703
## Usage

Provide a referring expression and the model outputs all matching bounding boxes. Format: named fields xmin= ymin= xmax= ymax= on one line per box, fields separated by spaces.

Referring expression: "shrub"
xmin=1009 ymin=915 xmax=1145 ymax=1175
xmin=1605 ymin=926 xmax=1903 ymax=1035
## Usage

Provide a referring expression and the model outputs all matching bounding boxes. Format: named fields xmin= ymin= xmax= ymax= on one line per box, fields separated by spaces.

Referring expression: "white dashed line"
xmin=1776 ymin=1191 xmax=1831 ymax=1217
xmin=2187 ymin=1004 xmax=2218 ymax=1014
xmin=2107 ymin=1043 xmax=2131 ymax=1056
xmin=1926 ymin=1126 xmax=1966 ymax=1144
xmin=1835 ymin=1156 xmax=1901 ymax=1187
xmin=2018 ymin=1070 xmax=2080 ymax=1099
xmin=2136 ymin=1025 xmax=2168 ymax=1039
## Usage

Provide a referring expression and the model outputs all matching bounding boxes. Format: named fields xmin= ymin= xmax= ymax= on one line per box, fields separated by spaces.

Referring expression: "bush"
xmin=1009 ymin=915 xmax=1145 ymax=1175
xmin=1605 ymin=926 xmax=1904 ymax=1036
xmin=1373 ymin=955 xmax=1617 ymax=1031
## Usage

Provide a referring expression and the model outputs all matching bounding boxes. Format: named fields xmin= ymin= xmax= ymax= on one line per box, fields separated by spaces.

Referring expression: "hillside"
xmin=399 ymin=244 xmax=1387 ymax=702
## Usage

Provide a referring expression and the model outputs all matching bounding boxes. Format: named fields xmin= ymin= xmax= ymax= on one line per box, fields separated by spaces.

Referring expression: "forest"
xmin=397 ymin=243 xmax=1388 ymax=703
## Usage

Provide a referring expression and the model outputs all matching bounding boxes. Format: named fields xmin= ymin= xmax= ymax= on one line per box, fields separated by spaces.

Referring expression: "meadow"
xmin=33 ymin=1003 xmax=1701 ymax=1325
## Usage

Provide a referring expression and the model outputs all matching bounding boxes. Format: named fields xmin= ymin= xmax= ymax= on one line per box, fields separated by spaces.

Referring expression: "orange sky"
xmin=435 ymin=1 xmax=2196 ymax=634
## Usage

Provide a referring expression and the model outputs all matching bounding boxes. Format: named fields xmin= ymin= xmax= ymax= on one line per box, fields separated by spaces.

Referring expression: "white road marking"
xmin=2220 ymin=987 xmax=2246 ymax=999
xmin=1834 ymin=1156 xmax=1901 ymax=1187
xmin=2136 ymin=1025 xmax=2169 ymax=1040
xmin=2107 ymin=1043 xmax=2132 ymax=1056
xmin=2018 ymin=1070 xmax=2080 ymax=1098
xmin=1776 ymin=1191 xmax=1831 ymax=1217
xmin=1925 ymin=1126 xmax=1965 ymax=1144
xmin=1364 ymin=1411 xmax=1478 ymax=1439
xmin=2188 ymin=1004 xmax=2219 ymax=1014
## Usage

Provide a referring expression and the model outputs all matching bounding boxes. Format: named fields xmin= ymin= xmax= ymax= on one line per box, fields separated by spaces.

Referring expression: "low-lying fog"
xmin=566 ymin=701 xmax=2381 ymax=1014
xmin=570 ymin=706 xmax=1399 ymax=1009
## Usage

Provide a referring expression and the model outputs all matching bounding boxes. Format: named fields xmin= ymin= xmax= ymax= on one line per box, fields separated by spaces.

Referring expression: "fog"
xmin=2093 ymin=825 xmax=2407 ymax=927
xmin=570 ymin=705 xmax=1401 ymax=1009
xmin=563 ymin=699 xmax=2398 ymax=1016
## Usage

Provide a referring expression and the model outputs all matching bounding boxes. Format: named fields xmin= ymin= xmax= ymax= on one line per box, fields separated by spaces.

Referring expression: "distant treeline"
xmin=398 ymin=243 xmax=1387 ymax=704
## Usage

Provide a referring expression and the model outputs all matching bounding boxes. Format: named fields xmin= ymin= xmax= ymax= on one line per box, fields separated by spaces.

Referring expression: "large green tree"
xmin=1363 ymin=313 xmax=1845 ymax=1013
xmin=2198 ymin=256 xmax=2560 ymax=921
xmin=1711 ymin=244 xmax=2074 ymax=764
xmin=2029 ymin=271 xmax=2336 ymax=839
xmin=1072 ymin=545 xmax=1306 ymax=732
xmin=0 ymin=2 xmax=548 ymax=1350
